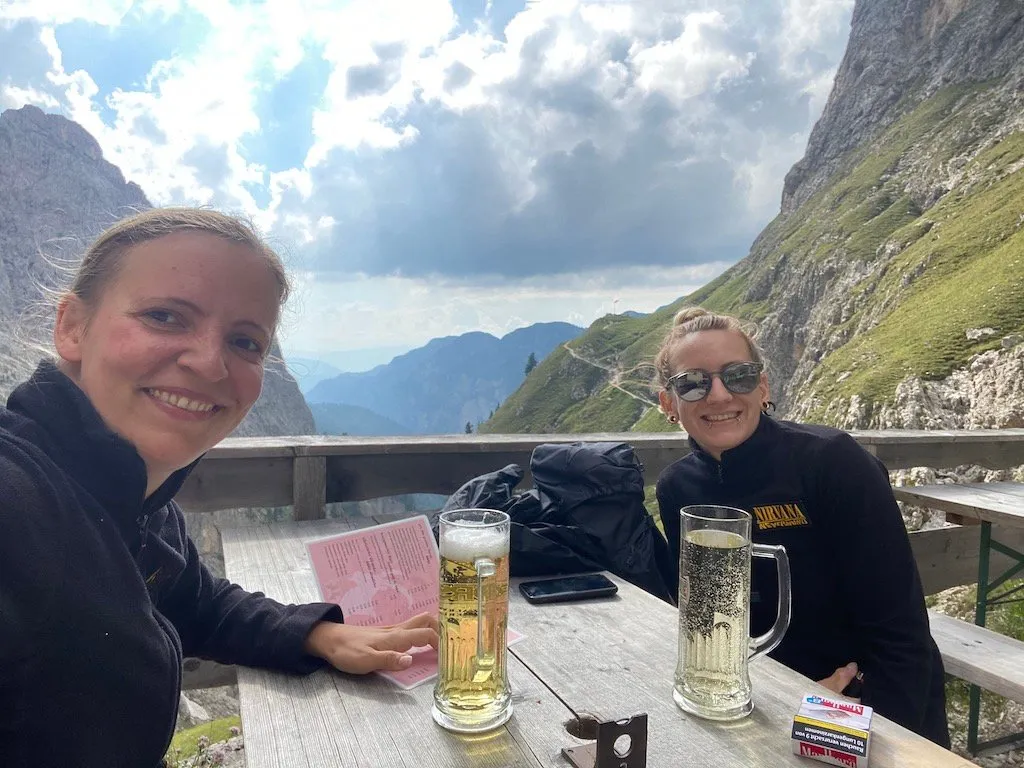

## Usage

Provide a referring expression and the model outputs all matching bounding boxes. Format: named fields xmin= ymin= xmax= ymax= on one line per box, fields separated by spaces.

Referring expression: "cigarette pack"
xmin=791 ymin=693 xmax=873 ymax=768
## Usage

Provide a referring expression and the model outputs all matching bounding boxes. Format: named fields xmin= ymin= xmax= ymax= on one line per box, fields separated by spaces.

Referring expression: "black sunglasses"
xmin=666 ymin=361 xmax=764 ymax=402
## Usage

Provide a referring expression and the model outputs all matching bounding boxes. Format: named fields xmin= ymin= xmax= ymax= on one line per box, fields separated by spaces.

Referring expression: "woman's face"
xmin=659 ymin=329 xmax=769 ymax=460
xmin=55 ymin=232 xmax=280 ymax=488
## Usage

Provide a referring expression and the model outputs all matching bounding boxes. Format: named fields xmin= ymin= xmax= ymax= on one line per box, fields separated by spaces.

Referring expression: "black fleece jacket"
xmin=656 ymin=415 xmax=949 ymax=747
xmin=0 ymin=362 xmax=342 ymax=768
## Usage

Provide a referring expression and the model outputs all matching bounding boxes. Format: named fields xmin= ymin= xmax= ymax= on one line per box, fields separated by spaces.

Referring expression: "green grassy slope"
xmin=483 ymin=83 xmax=1024 ymax=434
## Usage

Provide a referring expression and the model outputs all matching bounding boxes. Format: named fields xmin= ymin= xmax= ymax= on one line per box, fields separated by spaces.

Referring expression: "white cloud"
xmin=632 ymin=11 xmax=754 ymax=104
xmin=0 ymin=83 xmax=60 ymax=109
xmin=0 ymin=0 xmax=134 ymax=26
xmin=1 ymin=0 xmax=855 ymax=353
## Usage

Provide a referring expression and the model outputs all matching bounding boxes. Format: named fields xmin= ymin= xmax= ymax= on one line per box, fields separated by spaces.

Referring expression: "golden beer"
xmin=673 ymin=505 xmax=791 ymax=721
xmin=675 ymin=528 xmax=752 ymax=715
xmin=431 ymin=510 xmax=513 ymax=732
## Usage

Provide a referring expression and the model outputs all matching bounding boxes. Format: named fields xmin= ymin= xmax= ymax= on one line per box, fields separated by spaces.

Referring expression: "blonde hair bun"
xmin=673 ymin=307 xmax=709 ymax=326
xmin=652 ymin=305 xmax=767 ymax=391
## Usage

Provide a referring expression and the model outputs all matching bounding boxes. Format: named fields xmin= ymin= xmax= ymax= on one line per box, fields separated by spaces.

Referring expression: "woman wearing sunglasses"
xmin=654 ymin=307 xmax=949 ymax=747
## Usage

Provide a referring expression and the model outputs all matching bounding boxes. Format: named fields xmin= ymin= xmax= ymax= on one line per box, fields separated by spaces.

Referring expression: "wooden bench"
xmin=930 ymin=611 xmax=1024 ymax=703
xmin=929 ymin=610 xmax=1024 ymax=754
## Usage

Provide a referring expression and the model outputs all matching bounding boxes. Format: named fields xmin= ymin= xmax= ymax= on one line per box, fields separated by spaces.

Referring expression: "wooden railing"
xmin=178 ymin=429 xmax=1024 ymax=689
xmin=177 ymin=430 xmax=1024 ymax=516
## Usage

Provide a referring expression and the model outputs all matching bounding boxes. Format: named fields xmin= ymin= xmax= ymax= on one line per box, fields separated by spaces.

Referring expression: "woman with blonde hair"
xmin=0 ymin=208 xmax=437 ymax=768
xmin=654 ymin=306 xmax=949 ymax=746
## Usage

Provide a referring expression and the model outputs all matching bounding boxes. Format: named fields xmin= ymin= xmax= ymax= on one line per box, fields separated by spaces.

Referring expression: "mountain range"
xmin=306 ymin=322 xmax=582 ymax=434
xmin=485 ymin=0 xmax=1024 ymax=436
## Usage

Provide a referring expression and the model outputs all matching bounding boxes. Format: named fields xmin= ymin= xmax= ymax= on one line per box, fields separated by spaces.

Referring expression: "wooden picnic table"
xmin=893 ymin=481 xmax=1024 ymax=753
xmin=892 ymin=482 xmax=1024 ymax=623
xmin=221 ymin=519 xmax=972 ymax=768
xmin=893 ymin=481 xmax=1024 ymax=528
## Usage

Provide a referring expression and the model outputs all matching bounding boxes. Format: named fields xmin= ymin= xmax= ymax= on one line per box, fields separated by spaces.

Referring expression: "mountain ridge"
xmin=308 ymin=321 xmax=583 ymax=434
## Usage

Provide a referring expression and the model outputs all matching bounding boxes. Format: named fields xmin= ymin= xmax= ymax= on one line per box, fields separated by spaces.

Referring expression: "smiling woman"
xmin=651 ymin=306 xmax=951 ymax=748
xmin=54 ymin=228 xmax=281 ymax=494
xmin=0 ymin=208 xmax=438 ymax=768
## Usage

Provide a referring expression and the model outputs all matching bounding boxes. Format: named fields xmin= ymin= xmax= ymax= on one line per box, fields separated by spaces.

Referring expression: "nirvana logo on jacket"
xmin=752 ymin=503 xmax=809 ymax=530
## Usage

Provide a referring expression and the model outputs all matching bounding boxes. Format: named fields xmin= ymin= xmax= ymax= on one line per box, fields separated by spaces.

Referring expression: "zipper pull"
xmin=137 ymin=513 xmax=150 ymax=559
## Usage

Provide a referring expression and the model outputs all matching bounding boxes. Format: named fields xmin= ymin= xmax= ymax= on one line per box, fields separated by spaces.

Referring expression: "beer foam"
xmin=440 ymin=525 xmax=509 ymax=561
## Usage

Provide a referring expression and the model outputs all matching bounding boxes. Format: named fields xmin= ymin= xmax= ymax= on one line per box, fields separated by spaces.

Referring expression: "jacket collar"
xmin=688 ymin=413 xmax=778 ymax=487
xmin=6 ymin=360 xmax=197 ymax=526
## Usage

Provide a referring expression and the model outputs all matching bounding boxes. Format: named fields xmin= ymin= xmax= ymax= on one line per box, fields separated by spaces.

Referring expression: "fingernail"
xmin=399 ymin=655 xmax=412 ymax=668
xmin=845 ymin=662 xmax=857 ymax=673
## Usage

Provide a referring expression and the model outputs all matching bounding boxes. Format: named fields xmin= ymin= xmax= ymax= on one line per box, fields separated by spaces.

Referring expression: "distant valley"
xmin=306 ymin=322 xmax=582 ymax=435
xmin=309 ymin=402 xmax=411 ymax=436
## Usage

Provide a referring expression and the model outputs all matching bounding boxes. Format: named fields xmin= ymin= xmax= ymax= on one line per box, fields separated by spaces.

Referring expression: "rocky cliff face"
xmin=0 ymin=105 xmax=149 ymax=393
xmin=781 ymin=0 xmax=1020 ymax=213
xmin=488 ymin=0 xmax=1024 ymax=439
xmin=690 ymin=0 xmax=1024 ymax=428
xmin=0 ymin=104 xmax=313 ymax=436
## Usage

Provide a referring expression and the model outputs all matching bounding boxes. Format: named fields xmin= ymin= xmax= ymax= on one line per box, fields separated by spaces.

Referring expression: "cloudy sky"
xmin=0 ymin=0 xmax=853 ymax=367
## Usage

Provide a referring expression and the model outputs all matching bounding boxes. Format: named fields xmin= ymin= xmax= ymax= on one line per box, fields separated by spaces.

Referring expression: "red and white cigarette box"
xmin=792 ymin=693 xmax=873 ymax=767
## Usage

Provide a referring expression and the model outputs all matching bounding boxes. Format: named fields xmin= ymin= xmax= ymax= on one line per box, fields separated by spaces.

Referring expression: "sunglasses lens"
xmin=674 ymin=371 xmax=710 ymax=402
xmin=722 ymin=363 xmax=760 ymax=394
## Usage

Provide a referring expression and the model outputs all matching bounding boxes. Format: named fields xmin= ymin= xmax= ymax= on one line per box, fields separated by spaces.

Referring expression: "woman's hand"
xmin=303 ymin=612 xmax=440 ymax=674
xmin=817 ymin=661 xmax=861 ymax=701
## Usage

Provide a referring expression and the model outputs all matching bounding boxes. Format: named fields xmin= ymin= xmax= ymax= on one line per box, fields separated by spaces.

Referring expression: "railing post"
xmin=293 ymin=455 xmax=327 ymax=521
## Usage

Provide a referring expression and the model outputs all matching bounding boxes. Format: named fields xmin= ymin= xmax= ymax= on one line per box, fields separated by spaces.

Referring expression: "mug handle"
xmin=748 ymin=544 xmax=792 ymax=661
xmin=475 ymin=557 xmax=496 ymax=661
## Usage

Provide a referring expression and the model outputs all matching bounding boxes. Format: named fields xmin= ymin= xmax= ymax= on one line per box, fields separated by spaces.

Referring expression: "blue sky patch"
xmin=243 ymin=44 xmax=332 ymax=173
xmin=54 ymin=8 xmax=209 ymax=122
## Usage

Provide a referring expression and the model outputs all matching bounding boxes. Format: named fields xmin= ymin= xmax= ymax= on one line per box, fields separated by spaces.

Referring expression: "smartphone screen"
xmin=519 ymin=574 xmax=618 ymax=604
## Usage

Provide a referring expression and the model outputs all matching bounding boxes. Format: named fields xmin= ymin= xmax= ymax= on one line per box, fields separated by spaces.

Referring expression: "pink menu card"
xmin=306 ymin=515 xmax=522 ymax=689
xmin=307 ymin=515 xmax=440 ymax=627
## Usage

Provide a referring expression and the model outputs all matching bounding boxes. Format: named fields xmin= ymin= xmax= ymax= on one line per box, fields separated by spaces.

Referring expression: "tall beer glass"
xmin=431 ymin=509 xmax=513 ymax=733
xmin=673 ymin=505 xmax=791 ymax=721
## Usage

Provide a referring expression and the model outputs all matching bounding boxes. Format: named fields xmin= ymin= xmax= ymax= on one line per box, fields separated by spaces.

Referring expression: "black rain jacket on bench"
xmin=436 ymin=441 xmax=676 ymax=603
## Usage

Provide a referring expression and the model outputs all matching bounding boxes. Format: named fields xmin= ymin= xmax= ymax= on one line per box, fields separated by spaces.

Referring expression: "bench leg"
xmin=974 ymin=732 xmax=1024 ymax=759
xmin=967 ymin=522 xmax=1024 ymax=756
xmin=966 ymin=522 xmax=991 ymax=754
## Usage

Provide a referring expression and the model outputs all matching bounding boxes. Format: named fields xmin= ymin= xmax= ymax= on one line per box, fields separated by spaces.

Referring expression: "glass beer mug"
xmin=431 ymin=509 xmax=513 ymax=733
xmin=673 ymin=505 xmax=792 ymax=721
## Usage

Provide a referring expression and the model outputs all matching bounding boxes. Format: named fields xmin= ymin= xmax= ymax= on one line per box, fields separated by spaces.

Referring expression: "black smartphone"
xmin=519 ymin=573 xmax=618 ymax=604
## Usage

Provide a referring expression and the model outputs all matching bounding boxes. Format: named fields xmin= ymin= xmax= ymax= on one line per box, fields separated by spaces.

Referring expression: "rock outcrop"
xmin=782 ymin=0 xmax=1024 ymax=213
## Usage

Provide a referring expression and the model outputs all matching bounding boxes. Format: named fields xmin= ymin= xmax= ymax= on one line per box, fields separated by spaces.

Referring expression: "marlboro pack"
xmin=792 ymin=693 xmax=873 ymax=767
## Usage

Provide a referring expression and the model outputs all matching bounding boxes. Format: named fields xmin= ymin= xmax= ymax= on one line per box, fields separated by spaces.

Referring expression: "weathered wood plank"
xmin=894 ymin=483 xmax=1024 ymax=528
xmin=508 ymin=574 xmax=973 ymax=767
xmin=910 ymin=524 xmax=1024 ymax=594
xmin=179 ymin=431 xmax=1024 ymax=517
xmin=197 ymin=429 xmax=1024 ymax=459
xmin=221 ymin=520 xmax=573 ymax=768
xmin=183 ymin=523 xmax=1015 ymax=690
xmin=929 ymin=611 xmax=1024 ymax=703
xmin=176 ymin=456 xmax=294 ymax=512
xmin=292 ymin=456 xmax=327 ymax=521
